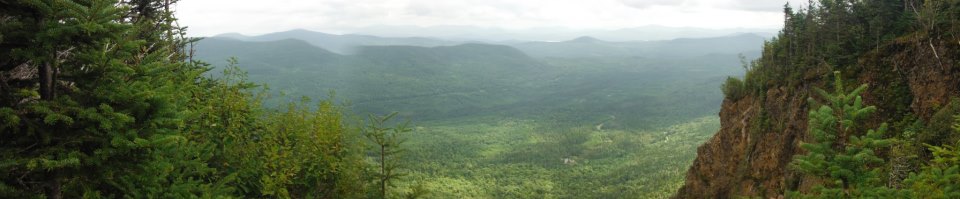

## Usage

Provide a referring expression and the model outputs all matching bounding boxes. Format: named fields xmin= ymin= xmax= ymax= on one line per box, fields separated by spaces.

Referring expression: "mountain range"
xmin=194 ymin=29 xmax=764 ymax=127
xmin=211 ymin=29 xmax=766 ymax=57
xmin=239 ymin=25 xmax=776 ymax=42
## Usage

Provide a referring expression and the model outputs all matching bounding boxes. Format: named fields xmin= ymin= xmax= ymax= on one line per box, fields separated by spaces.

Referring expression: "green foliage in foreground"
xmin=789 ymin=72 xmax=898 ymax=198
xmin=727 ymin=0 xmax=960 ymax=197
xmin=1 ymin=1 xmax=376 ymax=198
xmin=902 ymin=115 xmax=960 ymax=198
xmin=195 ymin=62 xmax=370 ymax=198
xmin=1 ymin=0 xmax=215 ymax=197
xmin=787 ymin=72 xmax=960 ymax=198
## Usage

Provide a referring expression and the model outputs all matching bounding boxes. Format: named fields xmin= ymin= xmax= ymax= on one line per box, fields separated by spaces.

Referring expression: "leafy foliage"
xmin=722 ymin=76 xmax=747 ymax=100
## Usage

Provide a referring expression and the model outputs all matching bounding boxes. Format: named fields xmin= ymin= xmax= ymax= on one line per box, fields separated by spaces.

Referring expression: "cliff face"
xmin=674 ymin=34 xmax=960 ymax=198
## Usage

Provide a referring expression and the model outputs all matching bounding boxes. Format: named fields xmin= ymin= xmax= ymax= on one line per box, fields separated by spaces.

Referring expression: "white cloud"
xmin=176 ymin=0 xmax=806 ymax=37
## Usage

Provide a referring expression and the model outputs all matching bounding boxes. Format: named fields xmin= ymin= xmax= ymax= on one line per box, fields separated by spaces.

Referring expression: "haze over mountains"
xmin=216 ymin=25 xmax=776 ymax=42
xmin=211 ymin=28 xmax=768 ymax=56
xmin=195 ymin=29 xmax=765 ymax=127
xmin=342 ymin=25 xmax=777 ymax=42
xmin=215 ymin=29 xmax=461 ymax=54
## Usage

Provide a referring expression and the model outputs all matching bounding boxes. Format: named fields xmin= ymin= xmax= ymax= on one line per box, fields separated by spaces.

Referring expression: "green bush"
xmin=722 ymin=76 xmax=748 ymax=100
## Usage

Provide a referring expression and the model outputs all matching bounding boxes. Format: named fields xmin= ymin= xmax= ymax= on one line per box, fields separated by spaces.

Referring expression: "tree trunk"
xmin=39 ymin=61 xmax=54 ymax=100
xmin=380 ymin=145 xmax=386 ymax=199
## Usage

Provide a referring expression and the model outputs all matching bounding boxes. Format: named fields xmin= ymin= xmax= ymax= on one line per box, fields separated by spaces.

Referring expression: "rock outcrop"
xmin=674 ymin=35 xmax=960 ymax=198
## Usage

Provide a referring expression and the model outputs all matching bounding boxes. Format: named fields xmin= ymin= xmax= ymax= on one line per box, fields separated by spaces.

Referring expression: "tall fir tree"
xmin=0 ymin=0 xmax=221 ymax=197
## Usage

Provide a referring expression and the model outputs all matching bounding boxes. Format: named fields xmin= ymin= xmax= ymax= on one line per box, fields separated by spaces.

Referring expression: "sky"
xmin=176 ymin=0 xmax=806 ymax=37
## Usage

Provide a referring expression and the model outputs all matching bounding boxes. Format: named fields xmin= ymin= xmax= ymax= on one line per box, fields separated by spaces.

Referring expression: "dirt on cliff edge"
xmin=673 ymin=36 xmax=960 ymax=198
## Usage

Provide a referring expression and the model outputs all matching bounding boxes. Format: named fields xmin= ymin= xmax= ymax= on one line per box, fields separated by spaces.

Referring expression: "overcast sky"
xmin=177 ymin=0 xmax=805 ymax=37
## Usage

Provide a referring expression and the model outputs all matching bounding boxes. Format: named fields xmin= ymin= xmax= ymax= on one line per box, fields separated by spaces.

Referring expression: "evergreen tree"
xmin=0 ymin=0 xmax=218 ymax=197
xmin=363 ymin=112 xmax=413 ymax=199
xmin=789 ymin=71 xmax=899 ymax=198
xmin=2 ymin=1 xmax=373 ymax=198
xmin=903 ymin=115 xmax=960 ymax=198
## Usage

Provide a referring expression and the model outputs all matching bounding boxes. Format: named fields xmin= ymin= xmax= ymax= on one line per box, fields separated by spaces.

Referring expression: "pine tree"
xmin=789 ymin=71 xmax=899 ymax=198
xmin=0 ymin=0 xmax=220 ymax=197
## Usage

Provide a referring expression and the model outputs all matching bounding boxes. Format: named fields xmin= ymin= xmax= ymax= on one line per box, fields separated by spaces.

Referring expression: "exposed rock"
xmin=674 ymin=35 xmax=960 ymax=198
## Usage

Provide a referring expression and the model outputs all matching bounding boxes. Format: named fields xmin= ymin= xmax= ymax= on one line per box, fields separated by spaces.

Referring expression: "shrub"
xmin=722 ymin=76 xmax=748 ymax=100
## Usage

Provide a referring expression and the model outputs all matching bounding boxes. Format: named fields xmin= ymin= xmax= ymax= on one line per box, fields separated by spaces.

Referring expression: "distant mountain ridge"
xmin=511 ymin=33 xmax=765 ymax=58
xmin=215 ymin=29 xmax=461 ymax=54
xmin=193 ymin=37 xmax=554 ymax=120
xmin=211 ymin=29 xmax=767 ymax=59
xmin=324 ymin=25 xmax=776 ymax=42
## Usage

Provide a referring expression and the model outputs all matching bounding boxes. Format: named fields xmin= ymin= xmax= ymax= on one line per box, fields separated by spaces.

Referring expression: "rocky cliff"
xmin=674 ymin=2 xmax=960 ymax=197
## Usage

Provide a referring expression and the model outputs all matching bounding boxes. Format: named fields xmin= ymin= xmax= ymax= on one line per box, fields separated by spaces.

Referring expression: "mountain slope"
xmin=675 ymin=1 xmax=960 ymax=198
xmin=194 ymin=38 xmax=554 ymax=120
xmin=195 ymin=37 xmax=344 ymax=67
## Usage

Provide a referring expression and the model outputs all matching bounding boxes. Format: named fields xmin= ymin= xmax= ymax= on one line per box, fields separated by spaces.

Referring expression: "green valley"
xmin=191 ymin=31 xmax=762 ymax=198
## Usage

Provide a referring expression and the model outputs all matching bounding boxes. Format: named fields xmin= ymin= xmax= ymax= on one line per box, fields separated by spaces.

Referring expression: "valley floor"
xmin=394 ymin=116 xmax=719 ymax=198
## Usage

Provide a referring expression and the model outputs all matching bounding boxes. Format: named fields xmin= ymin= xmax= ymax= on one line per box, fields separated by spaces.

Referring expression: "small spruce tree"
xmin=363 ymin=112 xmax=413 ymax=199
xmin=789 ymin=71 xmax=899 ymax=198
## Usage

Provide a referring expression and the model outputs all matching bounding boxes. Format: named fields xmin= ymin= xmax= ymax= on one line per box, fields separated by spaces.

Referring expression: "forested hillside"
xmin=677 ymin=0 xmax=960 ymax=198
